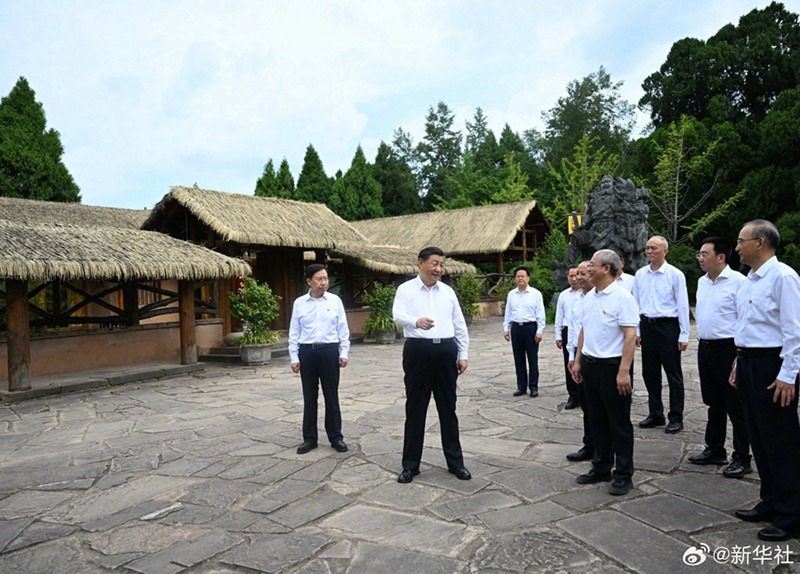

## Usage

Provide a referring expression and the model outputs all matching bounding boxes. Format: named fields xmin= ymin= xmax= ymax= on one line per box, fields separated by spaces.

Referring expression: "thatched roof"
xmin=0 ymin=196 xmax=150 ymax=229
xmin=330 ymin=245 xmax=477 ymax=275
xmin=0 ymin=220 xmax=251 ymax=282
xmin=351 ymin=200 xmax=547 ymax=256
xmin=143 ymin=186 xmax=371 ymax=250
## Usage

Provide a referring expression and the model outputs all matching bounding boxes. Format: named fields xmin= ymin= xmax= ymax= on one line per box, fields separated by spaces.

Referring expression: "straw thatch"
xmin=0 ymin=220 xmax=252 ymax=282
xmin=143 ymin=186 xmax=372 ymax=250
xmin=0 ymin=196 xmax=150 ymax=229
xmin=351 ymin=200 xmax=547 ymax=256
xmin=330 ymin=245 xmax=477 ymax=275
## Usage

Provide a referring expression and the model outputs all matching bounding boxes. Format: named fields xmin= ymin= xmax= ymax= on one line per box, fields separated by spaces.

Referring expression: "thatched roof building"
xmin=351 ymin=200 xmax=549 ymax=272
xmin=0 ymin=220 xmax=251 ymax=282
xmin=143 ymin=186 xmax=371 ymax=250
xmin=330 ymin=245 xmax=477 ymax=276
xmin=0 ymin=196 xmax=150 ymax=229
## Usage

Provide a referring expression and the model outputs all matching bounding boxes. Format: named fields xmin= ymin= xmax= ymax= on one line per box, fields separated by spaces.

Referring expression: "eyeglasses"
xmin=736 ymin=237 xmax=760 ymax=245
xmin=696 ymin=251 xmax=712 ymax=260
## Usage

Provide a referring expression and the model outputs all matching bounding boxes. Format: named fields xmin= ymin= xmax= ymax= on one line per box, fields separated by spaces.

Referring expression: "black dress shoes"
xmin=449 ymin=467 xmax=472 ymax=480
xmin=758 ymin=525 xmax=798 ymax=541
xmin=639 ymin=415 xmax=666 ymax=428
xmin=296 ymin=441 xmax=318 ymax=454
xmin=664 ymin=421 xmax=683 ymax=434
xmin=397 ymin=468 xmax=420 ymax=483
xmin=529 ymin=390 xmax=539 ymax=398
xmin=513 ymin=390 xmax=526 ymax=396
xmin=566 ymin=447 xmax=594 ymax=462
xmin=688 ymin=448 xmax=727 ymax=465
xmin=722 ymin=459 xmax=753 ymax=478
xmin=564 ymin=397 xmax=580 ymax=410
xmin=331 ymin=440 xmax=348 ymax=453
xmin=735 ymin=507 xmax=775 ymax=523
xmin=609 ymin=477 xmax=633 ymax=496
xmin=576 ymin=469 xmax=612 ymax=484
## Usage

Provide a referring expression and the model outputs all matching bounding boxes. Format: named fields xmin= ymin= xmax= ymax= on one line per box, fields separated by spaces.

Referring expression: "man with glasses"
xmin=555 ymin=265 xmax=581 ymax=408
xmin=731 ymin=220 xmax=800 ymax=542
xmin=633 ymin=236 xmax=691 ymax=434
xmin=688 ymin=238 xmax=751 ymax=478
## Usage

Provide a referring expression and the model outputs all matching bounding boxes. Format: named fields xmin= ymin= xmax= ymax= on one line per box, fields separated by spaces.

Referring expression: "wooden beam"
xmin=218 ymin=278 xmax=231 ymax=336
xmin=521 ymin=226 xmax=528 ymax=262
xmin=6 ymin=280 xmax=31 ymax=391
xmin=178 ymin=280 xmax=197 ymax=364
xmin=497 ymin=252 xmax=504 ymax=275
xmin=123 ymin=282 xmax=140 ymax=326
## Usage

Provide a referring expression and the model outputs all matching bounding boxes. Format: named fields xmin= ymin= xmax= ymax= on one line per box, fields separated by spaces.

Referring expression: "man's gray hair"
xmin=595 ymin=249 xmax=621 ymax=277
xmin=744 ymin=219 xmax=780 ymax=250
xmin=650 ymin=235 xmax=669 ymax=250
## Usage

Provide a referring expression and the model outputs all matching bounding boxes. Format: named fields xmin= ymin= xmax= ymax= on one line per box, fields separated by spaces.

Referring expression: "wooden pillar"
xmin=497 ymin=253 xmax=504 ymax=275
xmin=218 ymin=278 xmax=231 ymax=336
xmin=522 ymin=226 xmax=528 ymax=262
xmin=178 ymin=280 xmax=197 ymax=364
xmin=123 ymin=282 xmax=140 ymax=326
xmin=6 ymin=279 xmax=31 ymax=391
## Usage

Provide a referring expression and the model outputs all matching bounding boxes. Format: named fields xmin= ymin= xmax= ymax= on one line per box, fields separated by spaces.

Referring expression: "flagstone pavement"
xmin=1 ymin=316 xmax=798 ymax=573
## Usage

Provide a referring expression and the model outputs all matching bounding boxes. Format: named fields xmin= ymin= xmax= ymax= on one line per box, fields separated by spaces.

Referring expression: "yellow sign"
xmin=567 ymin=212 xmax=583 ymax=235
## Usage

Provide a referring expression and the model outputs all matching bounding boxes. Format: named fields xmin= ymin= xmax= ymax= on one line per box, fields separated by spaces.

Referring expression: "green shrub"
xmin=454 ymin=274 xmax=483 ymax=319
xmin=363 ymin=283 xmax=397 ymax=336
xmin=229 ymin=277 xmax=281 ymax=345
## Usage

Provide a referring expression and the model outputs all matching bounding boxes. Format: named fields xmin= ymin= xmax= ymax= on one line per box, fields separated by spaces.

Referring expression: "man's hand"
xmin=728 ymin=358 xmax=737 ymax=388
xmin=768 ymin=379 xmax=796 ymax=407
xmin=535 ymin=334 xmax=543 ymax=344
xmin=503 ymin=331 xmax=510 ymax=342
xmin=339 ymin=358 xmax=348 ymax=368
xmin=416 ymin=317 xmax=435 ymax=330
xmin=556 ymin=340 xmax=563 ymax=349
xmin=291 ymin=362 xmax=301 ymax=374
xmin=635 ymin=336 xmax=641 ymax=348
xmin=616 ymin=371 xmax=632 ymax=396
xmin=457 ymin=359 xmax=468 ymax=375
xmin=570 ymin=360 xmax=582 ymax=384
xmin=678 ymin=342 xmax=688 ymax=352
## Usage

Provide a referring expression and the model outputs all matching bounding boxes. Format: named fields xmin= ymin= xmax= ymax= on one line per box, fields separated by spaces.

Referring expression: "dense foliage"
xmin=228 ymin=277 xmax=281 ymax=346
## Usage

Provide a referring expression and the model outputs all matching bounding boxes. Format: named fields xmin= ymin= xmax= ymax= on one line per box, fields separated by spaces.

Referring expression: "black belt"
xmin=407 ymin=337 xmax=455 ymax=345
xmin=512 ymin=321 xmax=537 ymax=327
xmin=640 ymin=315 xmax=677 ymax=324
xmin=582 ymin=354 xmax=621 ymax=365
xmin=736 ymin=346 xmax=781 ymax=358
xmin=300 ymin=342 xmax=339 ymax=350
xmin=698 ymin=338 xmax=734 ymax=348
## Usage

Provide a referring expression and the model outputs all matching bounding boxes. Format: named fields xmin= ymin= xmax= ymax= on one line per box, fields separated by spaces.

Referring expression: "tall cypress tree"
xmin=373 ymin=142 xmax=420 ymax=216
xmin=254 ymin=158 xmax=277 ymax=197
xmin=329 ymin=146 xmax=383 ymax=220
xmin=0 ymin=76 xmax=81 ymax=202
xmin=294 ymin=144 xmax=331 ymax=204
xmin=275 ymin=158 xmax=295 ymax=199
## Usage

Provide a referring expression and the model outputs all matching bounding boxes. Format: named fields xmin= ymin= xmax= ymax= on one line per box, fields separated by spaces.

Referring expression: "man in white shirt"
xmin=393 ymin=246 xmax=471 ymax=484
xmin=689 ymin=237 xmax=751 ymax=478
xmin=615 ymin=258 xmax=635 ymax=293
xmin=571 ymin=250 xmax=639 ymax=495
xmin=633 ymin=235 xmax=691 ymax=434
xmin=288 ymin=264 xmax=351 ymax=455
xmin=565 ymin=260 xmax=595 ymax=462
xmin=555 ymin=266 xmax=581 ymax=408
xmin=731 ymin=220 xmax=800 ymax=542
xmin=503 ymin=267 xmax=546 ymax=397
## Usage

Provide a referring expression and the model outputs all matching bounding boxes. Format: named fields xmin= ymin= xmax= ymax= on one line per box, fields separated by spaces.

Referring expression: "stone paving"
xmin=1 ymin=316 xmax=798 ymax=573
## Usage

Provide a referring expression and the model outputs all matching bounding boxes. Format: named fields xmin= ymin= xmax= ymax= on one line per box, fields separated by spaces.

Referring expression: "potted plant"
xmin=454 ymin=274 xmax=483 ymax=325
xmin=363 ymin=282 xmax=397 ymax=343
xmin=228 ymin=277 xmax=281 ymax=365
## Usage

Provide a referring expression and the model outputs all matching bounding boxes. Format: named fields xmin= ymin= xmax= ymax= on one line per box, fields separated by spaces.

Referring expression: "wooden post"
xmin=6 ymin=280 xmax=31 ymax=391
xmin=178 ymin=280 xmax=197 ymax=364
xmin=521 ymin=225 xmax=528 ymax=262
xmin=497 ymin=253 xmax=504 ymax=275
xmin=218 ymin=278 xmax=231 ymax=336
xmin=123 ymin=282 xmax=140 ymax=326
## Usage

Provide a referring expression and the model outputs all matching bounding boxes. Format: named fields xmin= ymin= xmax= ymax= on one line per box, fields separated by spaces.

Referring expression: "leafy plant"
xmin=228 ymin=277 xmax=281 ymax=346
xmin=454 ymin=274 xmax=483 ymax=319
xmin=363 ymin=282 xmax=397 ymax=336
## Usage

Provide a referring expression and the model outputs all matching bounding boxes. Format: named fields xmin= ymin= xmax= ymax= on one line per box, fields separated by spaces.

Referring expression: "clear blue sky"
xmin=1 ymin=1 xmax=795 ymax=209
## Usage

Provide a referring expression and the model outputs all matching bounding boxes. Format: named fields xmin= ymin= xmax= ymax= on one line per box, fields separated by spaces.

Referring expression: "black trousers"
xmin=402 ymin=338 xmax=464 ymax=472
xmin=511 ymin=322 xmax=539 ymax=392
xmin=737 ymin=349 xmax=800 ymax=531
xmin=561 ymin=326 xmax=578 ymax=400
xmin=299 ymin=344 xmax=342 ymax=444
xmin=577 ymin=377 xmax=594 ymax=452
xmin=640 ymin=317 xmax=684 ymax=422
xmin=583 ymin=357 xmax=634 ymax=480
xmin=697 ymin=339 xmax=750 ymax=461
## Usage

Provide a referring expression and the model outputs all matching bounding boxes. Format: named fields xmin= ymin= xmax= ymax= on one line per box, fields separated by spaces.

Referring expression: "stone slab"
xmin=348 ymin=541 xmax=465 ymax=574
xmin=478 ymin=500 xmax=575 ymax=530
xmin=650 ymin=473 xmax=761 ymax=511
xmin=222 ymin=532 xmax=330 ymax=573
xmin=472 ymin=528 xmax=599 ymax=571
xmin=613 ymin=492 xmax=736 ymax=533
xmin=267 ymin=488 xmax=352 ymax=528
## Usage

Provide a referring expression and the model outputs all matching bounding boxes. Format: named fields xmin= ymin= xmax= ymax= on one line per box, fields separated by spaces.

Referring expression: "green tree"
xmin=0 ymin=77 xmax=81 ymax=202
xmin=329 ymin=146 xmax=383 ymax=221
xmin=254 ymin=159 xmax=277 ymax=197
xmin=491 ymin=155 xmax=533 ymax=204
xmin=416 ymin=101 xmax=463 ymax=210
xmin=435 ymin=155 xmax=499 ymax=210
xmin=647 ymin=115 xmax=743 ymax=244
xmin=294 ymin=144 xmax=330 ymax=203
xmin=275 ymin=158 xmax=295 ymax=199
xmin=545 ymin=134 xmax=620 ymax=230
xmin=465 ymin=107 xmax=490 ymax=156
xmin=373 ymin=141 xmax=420 ymax=215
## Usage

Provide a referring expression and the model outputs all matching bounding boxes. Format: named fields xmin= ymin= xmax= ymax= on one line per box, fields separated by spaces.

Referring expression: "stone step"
xmin=199 ymin=353 xmax=242 ymax=364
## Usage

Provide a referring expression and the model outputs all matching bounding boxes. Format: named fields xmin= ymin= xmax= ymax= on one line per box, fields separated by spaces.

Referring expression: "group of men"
xmin=289 ymin=218 xmax=800 ymax=542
